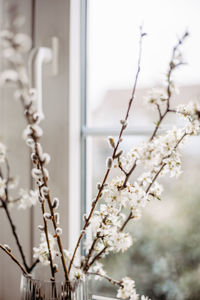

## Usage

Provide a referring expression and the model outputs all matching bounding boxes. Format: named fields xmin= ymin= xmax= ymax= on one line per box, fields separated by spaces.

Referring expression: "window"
xmin=82 ymin=1 xmax=200 ymax=299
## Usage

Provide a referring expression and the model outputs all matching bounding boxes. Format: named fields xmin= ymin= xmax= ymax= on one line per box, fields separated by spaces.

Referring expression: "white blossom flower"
xmin=117 ymin=277 xmax=136 ymax=299
xmin=107 ymin=232 xmax=133 ymax=253
xmin=149 ymin=182 xmax=163 ymax=199
xmin=13 ymin=33 xmax=32 ymax=53
xmin=138 ymin=172 xmax=152 ymax=187
xmin=18 ymin=189 xmax=38 ymax=209
xmin=141 ymin=296 xmax=151 ymax=300
xmin=8 ymin=176 xmax=19 ymax=190
xmin=91 ymin=262 xmax=106 ymax=280
xmin=33 ymin=232 xmax=57 ymax=265
xmin=63 ymin=249 xmax=72 ymax=261
xmin=0 ymin=69 xmax=19 ymax=86
xmin=73 ymin=268 xmax=85 ymax=281
xmin=144 ymin=88 xmax=168 ymax=107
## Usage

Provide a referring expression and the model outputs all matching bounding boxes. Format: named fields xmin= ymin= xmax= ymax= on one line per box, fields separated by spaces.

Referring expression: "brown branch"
xmin=150 ymin=32 xmax=188 ymax=142
xmin=87 ymin=246 xmax=108 ymax=269
xmin=0 ymin=197 xmax=29 ymax=272
xmin=29 ymin=258 xmax=40 ymax=273
xmin=120 ymin=131 xmax=188 ymax=232
xmin=17 ymin=84 xmax=70 ymax=282
xmin=69 ymin=28 xmax=146 ymax=273
xmin=0 ymin=244 xmax=29 ymax=276
xmin=40 ymin=190 xmax=56 ymax=280
xmin=88 ymin=272 xmax=121 ymax=287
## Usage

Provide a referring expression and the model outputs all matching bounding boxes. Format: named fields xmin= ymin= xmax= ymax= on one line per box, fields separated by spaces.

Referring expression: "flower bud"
xmin=56 ymin=227 xmax=62 ymax=236
xmin=31 ymin=153 xmax=38 ymax=164
xmin=53 ymin=264 xmax=58 ymax=273
xmin=26 ymin=138 xmax=34 ymax=148
xmin=97 ymin=182 xmax=102 ymax=190
xmin=4 ymin=244 xmax=11 ymax=252
xmin=42 ymin=153 xmax=51 ymax=165
xmin=107 ymin=136 xmax=115 ymax=148
xmin=106 ymin=157 xmax=113 ymax=169
xmin=41 ymin=186 xmax=49 ymax=197
xmin=38 ymin=225 xmax=45 ymax=231
xmin=54 ymin=212 xmax=60 ymax=224
xmin=43 ymin=212 xmax=51 ymax=220
xmin=52 ymin=198 xmax=59 ymax=209
xmin=43 ymin=168 xmax=49 ymax=180
xmin=32 ymin=168 xmax=42 ymax=179
xmin=114 ymin=150 xmax=123 ymax=159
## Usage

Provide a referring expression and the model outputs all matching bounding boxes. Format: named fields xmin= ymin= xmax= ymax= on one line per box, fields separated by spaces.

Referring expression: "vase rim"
xmin=21 ymin=273 xmax=79 ymax=285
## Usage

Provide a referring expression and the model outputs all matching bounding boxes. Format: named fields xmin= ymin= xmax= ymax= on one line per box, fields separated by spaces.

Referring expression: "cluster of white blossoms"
xmin=91 ymin=262 xmax=106 ymax=280
xmin=177 ymin=101 xmax=200 ymax=135
xmin=33 ymin=232 xmax=57 ymax=265
xmin=1 ymin=24 xmax=199 ymax=300
xmin=116 ymin=277 xmax=151 ymax=300
xmin=144 ymin=88 xmax=168 ymax=107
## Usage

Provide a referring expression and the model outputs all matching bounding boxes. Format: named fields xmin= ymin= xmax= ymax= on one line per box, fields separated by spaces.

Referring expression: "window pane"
xmin=87 ymin=0 xmax=200 ymax=128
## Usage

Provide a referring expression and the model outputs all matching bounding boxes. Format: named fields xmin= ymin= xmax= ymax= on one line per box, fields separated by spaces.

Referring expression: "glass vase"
xmin=20 ymin=274 xmax=89 ymax=300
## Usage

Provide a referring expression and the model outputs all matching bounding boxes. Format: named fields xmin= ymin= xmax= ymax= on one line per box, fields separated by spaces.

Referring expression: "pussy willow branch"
xmin=6 ymin=36 xmax=70 ymax=280
xmin=0 ymin=244 xmax=29 ymax=276
xmin=68 ymin=27 xmax=146 ymax=274
xmin=22 ymin=103 xmax=70 ymax=282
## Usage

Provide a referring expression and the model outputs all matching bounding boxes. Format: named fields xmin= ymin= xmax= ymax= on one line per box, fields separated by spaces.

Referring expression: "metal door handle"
xmin=28 ymin=37 xmax=59 ymax=120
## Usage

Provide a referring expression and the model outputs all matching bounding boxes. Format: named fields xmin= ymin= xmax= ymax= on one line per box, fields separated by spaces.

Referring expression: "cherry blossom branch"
xmin=150 ymin=31 xmax=188 ymax=142
xmin=87 ymin=246 xmax=107 ymax=269
xmin=0 ymin=244 xmax=29 ymax=276
xmin=88 ymin=272 xmax=121 ymax=287
xmin=120 ymin=131 xmax=188 ymax=232
xmin=69 ymin=27 xmax=146 ymax=274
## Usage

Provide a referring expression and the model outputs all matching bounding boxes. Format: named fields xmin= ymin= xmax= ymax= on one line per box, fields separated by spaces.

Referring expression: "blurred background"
xmin=86 ymin=1 xmax=200 ymax=300
xmin=0 ymin=0 xmax=200 ymax=299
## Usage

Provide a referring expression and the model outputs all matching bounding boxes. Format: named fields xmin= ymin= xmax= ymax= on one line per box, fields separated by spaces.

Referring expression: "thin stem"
xmin=88 ymin=272 xmax=121 ymax=287
xmin=0 ymin=244 xmax=29 ymax=276
xmin=29 ymin=258 xmax=39 ymax=273
xmin=0 ymin=198 xmax=29 ymax=272
xmin=120 ymin=131 xmax=188 ymax=232
xmin=69 ymin=28 xmax=146 ymax=274
xmin=87 ymin=246 xmax=107 ymax=268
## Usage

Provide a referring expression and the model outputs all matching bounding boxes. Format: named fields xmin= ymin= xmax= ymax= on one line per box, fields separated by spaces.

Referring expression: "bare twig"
xmin=69 ymin=27 xmax=146 ymax=274
xmin=0 ymin=197 xmax=30 ymax=272
xmin=0 ymin=244 xmax=29 ymax=276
